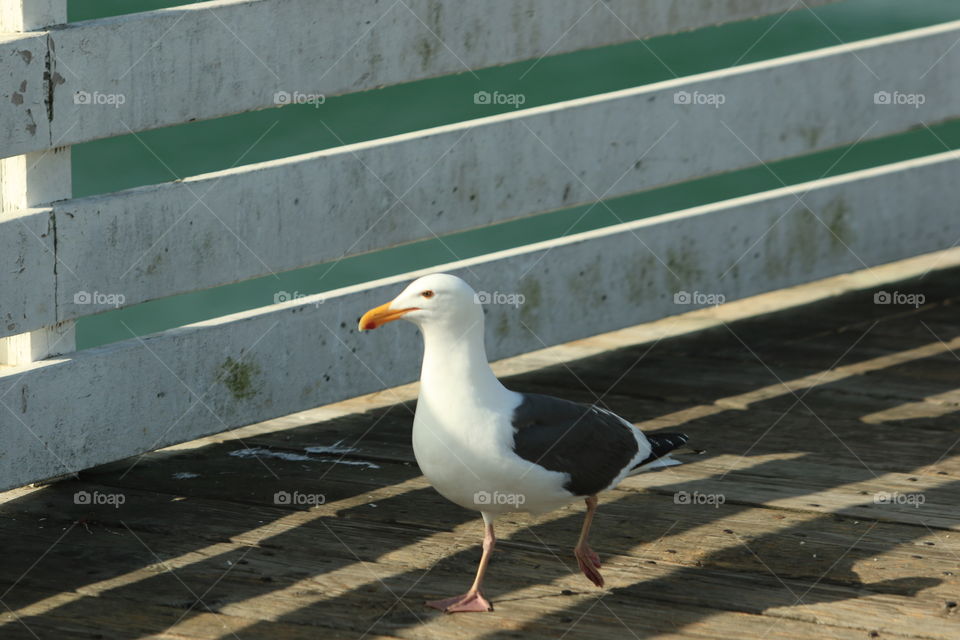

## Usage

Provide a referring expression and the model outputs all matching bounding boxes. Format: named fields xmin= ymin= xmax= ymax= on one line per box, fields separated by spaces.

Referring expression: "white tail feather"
xmin=635 ymin=455 xmax=683 ymax=471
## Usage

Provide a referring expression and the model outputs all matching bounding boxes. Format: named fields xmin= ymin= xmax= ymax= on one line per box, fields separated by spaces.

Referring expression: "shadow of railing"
xmin=0 ymin=268 xmax=957 ymax=639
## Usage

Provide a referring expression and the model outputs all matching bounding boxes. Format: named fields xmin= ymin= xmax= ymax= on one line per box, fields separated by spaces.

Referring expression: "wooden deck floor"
xmin=2 ymin=261 xmax=959 ymax=640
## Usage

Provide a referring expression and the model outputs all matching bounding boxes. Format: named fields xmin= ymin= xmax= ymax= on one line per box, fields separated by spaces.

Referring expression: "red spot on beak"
xmin=358 ymin=301 xmax=417 ymax=331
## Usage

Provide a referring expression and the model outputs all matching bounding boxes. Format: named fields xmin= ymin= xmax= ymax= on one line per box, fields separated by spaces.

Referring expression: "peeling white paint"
xmin=45 ymin=20 xmax=960 ymax=333
xmin=1 ymin=0 xmax=840 ymax=159
xmin=3 ymin=151 xmax=960 ymax=490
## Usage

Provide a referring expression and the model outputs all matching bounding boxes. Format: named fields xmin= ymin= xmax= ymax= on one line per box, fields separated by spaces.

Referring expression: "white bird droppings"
xmin=304 ymin=440 xmax=357 ymax=455
xmin=228 ymin=447 xmax=380 ymax=469
xmin=229 ymin=448 xmax=312 ymax=462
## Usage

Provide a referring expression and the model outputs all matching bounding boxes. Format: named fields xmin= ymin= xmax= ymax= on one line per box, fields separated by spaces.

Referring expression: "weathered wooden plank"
xmin=10 ymin=353 xmax=951 ymax=573
xmin=0 ymin=207 xmax=55 ymax=339
xmin=0 ymin=132 xmax=74 ymax=362
xmin=0 ymin=0 xmax=67 ymax=357
xmin=235 ymin=385 xmax=960 ymax=479
xmin=0 ymin=6 xmax=75 ymax=369
xmin=529 ymin=247 xmax=960 ymax=378
xmin=508 ymin=335 xmax=960 ymax=415
xmin=178 ymin=290 xmax=960 ymax=471
xmin=0 ymin=32 xmax=49 ymax=153
xmin=0 ymin=584 xmax=403 ymax=640
xmin=693 ymin=342 xmax=960 ymax=404
xmin=5 ymin=151 xmax=960 ymax=489
xmin=60 ymin=384 xmax=959 ymax=533
xmin=615 ymin=294 xmax=959 ymax=365
xmin=0 ymin=1 xmax=64 ymax=31
xmin=626 ymin=457 xmax=960 ymax=531
xmin=1 ymin=567 xmax=896 ymax=640
xmin=5 ymin=206 xmax=960 ymax=640
xmin=0 ymin=0 xmax=843 ymax=158
xmin=499 ymin=341 xmax=960 ymax=476
xmin=41 ymin=18 xmax=960 ymax=328
xmin=2 ymin=547 xmax=945 ymax=640
xmin=1 ymin=477 xmax=954 ymax=640
xmin=698 ymin=276 xmax=960 ymax=348
xmin=9 ymin=474 xmax=958 ymax=585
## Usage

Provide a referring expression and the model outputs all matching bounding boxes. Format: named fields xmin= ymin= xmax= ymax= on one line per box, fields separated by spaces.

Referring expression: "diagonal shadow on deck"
xmin=0 ymin=266 xmax=957 ymax=639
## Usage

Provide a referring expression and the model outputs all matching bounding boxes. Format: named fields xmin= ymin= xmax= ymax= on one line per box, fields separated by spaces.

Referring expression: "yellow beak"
xmin=358 ymin=300 xmax=417 ymax=331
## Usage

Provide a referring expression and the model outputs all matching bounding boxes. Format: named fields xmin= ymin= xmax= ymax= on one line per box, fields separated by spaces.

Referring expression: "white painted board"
xmin=43 ymin=20 xmax=960 ymax=332
xmin=1 ymin=0 xmax=840 ymax=157
xmin=2 ymin=150 xmax=958 ymax=490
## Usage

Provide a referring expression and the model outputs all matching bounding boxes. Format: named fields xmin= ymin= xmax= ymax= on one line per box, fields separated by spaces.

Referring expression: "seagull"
xmin=359 ymin=273 xmax=693 ymax=613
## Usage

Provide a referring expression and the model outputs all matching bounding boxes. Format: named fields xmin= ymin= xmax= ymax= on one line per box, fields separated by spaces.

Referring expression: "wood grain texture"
xmin=0 ymin=0 xmax=842 ymax=158
xmin=0 ymin=207 xmax=55 ymax=339
xmin=1 ymin=269 xmax=957 ymax=638
xmin=37 ymin=20 xmax=960 ymax=328
xmin=4 ymin=153 xmax=960 ymax=488
xmin=0 ymin=1 xmax=72 ymax=362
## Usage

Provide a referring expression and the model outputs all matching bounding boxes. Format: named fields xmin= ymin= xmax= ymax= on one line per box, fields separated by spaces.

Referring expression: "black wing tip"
xmin=661 ymin=433 xmax=707 ymax=456
xmin=654 ymin=432 xmax=689 ymax=448
xmin=634 ymin=432 xmax=704 ymax=468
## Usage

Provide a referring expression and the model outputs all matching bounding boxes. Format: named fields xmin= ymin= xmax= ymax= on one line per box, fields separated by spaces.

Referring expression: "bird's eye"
xmin=421 ymin=290 xmax=435 ymax=299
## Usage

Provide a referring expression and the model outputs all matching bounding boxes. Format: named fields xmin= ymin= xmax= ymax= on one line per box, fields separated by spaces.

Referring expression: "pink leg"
xmin=574 ymin=495 xmax=604 ymax=588
xmin=426 ymin=517 xmax=496 ymax=613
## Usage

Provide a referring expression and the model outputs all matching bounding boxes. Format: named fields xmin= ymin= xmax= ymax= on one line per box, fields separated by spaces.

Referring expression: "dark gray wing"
xmin=510 ymin=393 xmax=640 ymax=496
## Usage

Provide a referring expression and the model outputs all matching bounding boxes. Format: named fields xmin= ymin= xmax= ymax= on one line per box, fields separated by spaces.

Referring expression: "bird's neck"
xmin=419 ymin=323 xmax=510 ymax=407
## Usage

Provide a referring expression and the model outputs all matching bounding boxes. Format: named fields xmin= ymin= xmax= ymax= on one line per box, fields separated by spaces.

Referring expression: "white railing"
xmin=1 ymin=0 xmax=958 ymax=490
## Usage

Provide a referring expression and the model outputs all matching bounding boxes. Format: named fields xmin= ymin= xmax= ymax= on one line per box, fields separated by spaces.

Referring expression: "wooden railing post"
xmin=0 ymin=0 xmax=62 ymax=30
xmin=0 ymin=0 xmax=73 ymax=364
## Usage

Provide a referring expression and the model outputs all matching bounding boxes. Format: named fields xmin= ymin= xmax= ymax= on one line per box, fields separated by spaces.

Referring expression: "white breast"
xmin=411 ymin=393 xmax=576 ymax=515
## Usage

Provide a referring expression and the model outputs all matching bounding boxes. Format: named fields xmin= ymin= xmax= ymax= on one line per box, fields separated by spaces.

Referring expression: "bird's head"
xmin=358 ymin=273 xmax=482 ymax=333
